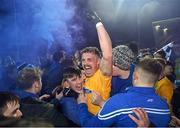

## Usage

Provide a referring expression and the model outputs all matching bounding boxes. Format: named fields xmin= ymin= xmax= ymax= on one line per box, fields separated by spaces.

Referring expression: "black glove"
xmin=86 ymin=11 xmax=102 ymax=24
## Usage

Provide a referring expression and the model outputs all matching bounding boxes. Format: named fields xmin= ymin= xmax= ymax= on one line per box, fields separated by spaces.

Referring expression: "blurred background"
xmin=0 ymin=0 xmax=180 ymax=79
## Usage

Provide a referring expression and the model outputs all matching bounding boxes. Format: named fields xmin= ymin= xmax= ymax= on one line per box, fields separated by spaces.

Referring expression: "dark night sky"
xmin=0 ymin=0 xmax=180 ymax=62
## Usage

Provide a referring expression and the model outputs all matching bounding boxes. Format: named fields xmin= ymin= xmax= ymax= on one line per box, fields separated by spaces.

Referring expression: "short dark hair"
xmin=18 ymin=67 xmax=42 ymax=90
xmin=0 ymin=92 xmax=20 ymax=116
xmin=136 ymin=58 xmax=163 ymax=83
xmin=80 ymin=47 xmax=102 ymax=58
xmin=63 ymin=67 xmax=81 ymax=81
xmin=154 ymin=58 xmax=166 ymax=69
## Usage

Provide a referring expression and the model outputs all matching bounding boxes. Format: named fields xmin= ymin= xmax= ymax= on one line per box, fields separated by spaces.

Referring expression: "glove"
xmin=86 ymin=11 xmax=102 ymax=24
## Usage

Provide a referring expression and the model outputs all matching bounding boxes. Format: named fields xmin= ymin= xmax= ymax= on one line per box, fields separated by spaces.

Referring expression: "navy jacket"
xmin=60 ymin=97 xmax=80 ymax=125
xmin=14 ymin=90 xmax=69 ymax=127
xmin=60 ymin=96 xmax=93 ymax=126
xmin=110 ymin=64 xmax=135 ymax=96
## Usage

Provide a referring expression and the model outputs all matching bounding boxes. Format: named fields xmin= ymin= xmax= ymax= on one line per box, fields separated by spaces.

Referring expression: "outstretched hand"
xmin=169 ymin=116 xmax=180 ymax=127
xmin=39 ymin=94 xmax=51 ymax=101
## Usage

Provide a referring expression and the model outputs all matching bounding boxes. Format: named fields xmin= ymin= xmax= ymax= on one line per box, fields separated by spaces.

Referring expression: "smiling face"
xmin=81 ymin=52 xmax=100 ymax=77
xmin=66 ymin=75 xmax=84 ymax=93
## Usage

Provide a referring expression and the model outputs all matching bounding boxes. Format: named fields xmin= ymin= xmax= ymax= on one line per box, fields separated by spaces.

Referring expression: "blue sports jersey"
xmin=78 ymin=87 xmax=171 ymax=127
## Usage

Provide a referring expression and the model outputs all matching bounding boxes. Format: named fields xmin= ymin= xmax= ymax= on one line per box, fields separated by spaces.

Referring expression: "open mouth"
xmin=76 ymin=85 xmax=83 ymax=92
xmin=84 ymin=65 xmax=92 ymax=70
xmin=84 ymin=65 xmax=92 ymax=74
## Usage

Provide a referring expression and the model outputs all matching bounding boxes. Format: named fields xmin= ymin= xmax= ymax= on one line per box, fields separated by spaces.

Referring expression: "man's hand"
xmin=39 ymin=94 xmax=51 ymax=101
xmin=128 ymin=108 xmax=150 ymax=128
xmin=77 ymin=93 xmax=87 ymax=104
xmin=86 ymin=11 xmax=102 ymax=24
xmin=169 ymin=116 xmax=180 ymax=127
xmin=55 ymin=91 xmax=63 ymax=100
xmin=92 ymin=91 xmax=105 ymax=107
xmin=52 ymin=86 xmax=63 ymax=96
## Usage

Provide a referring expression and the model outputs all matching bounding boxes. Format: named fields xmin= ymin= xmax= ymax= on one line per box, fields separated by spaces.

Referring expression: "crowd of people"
xmin=0 ymin=12 xmax=180 ymax=127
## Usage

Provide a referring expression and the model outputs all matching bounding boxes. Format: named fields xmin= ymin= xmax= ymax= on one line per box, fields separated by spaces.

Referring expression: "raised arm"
xmin=96 ymin=22 xmax=112 ymax=76
xmin=87 ymin=11 xmax=112 ymax=76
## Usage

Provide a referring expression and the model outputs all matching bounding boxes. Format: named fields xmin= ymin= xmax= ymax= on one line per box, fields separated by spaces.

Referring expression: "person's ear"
xmin=97 ymin=57 xmax=101 ymax=66
xmin=33 ymin=81 xmax=40 ymax=88
xmin=133 ymin=70 xmax=139 ymax=81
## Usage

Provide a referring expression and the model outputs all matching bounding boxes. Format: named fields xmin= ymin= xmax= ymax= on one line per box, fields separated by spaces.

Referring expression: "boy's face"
xmin=3 ymin=101 xmax=22 ymax=119
xmin=66 ymin=75 xmax=84 ymax=93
